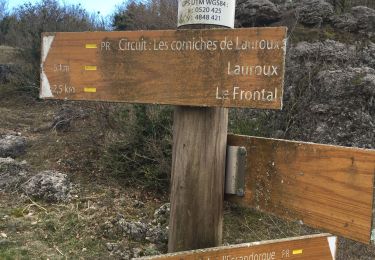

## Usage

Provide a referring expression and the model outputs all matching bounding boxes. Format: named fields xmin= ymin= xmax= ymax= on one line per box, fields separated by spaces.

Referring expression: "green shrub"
xmin=102 ymin=104 xmax=173 ymax=192
xmin=229 ymin=109 xmax=272 ymax=137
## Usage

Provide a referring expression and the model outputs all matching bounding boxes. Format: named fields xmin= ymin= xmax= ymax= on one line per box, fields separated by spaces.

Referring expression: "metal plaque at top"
xmin=178 ymin=0 xmax=235 ymax=28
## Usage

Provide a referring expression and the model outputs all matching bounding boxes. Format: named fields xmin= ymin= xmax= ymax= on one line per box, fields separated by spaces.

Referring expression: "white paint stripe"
xmin=42 ymin=35 xmax=55 ymax=63
xmin=40 ymin=35 xmax=55 ymax=98
xmin=327 ymin=236 xmax=337 ymax=259
xmin=40 ymin=71 xmax=53 ymax=98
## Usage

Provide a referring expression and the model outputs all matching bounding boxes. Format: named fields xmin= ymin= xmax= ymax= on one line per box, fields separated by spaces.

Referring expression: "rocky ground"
xmin=0 ymin=0 xmax=375 ymax=259
xmin=0 ymin=97 xmax=317 ymax=259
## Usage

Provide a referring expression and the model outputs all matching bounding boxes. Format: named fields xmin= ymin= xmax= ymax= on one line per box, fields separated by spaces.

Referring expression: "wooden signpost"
xmin=39 ymin=0 xmax=375 ymax=258
xmin=40 ymin=28 xmax=287 ymax=109
xmin=226 ymin=135 xmax=375 ymax=244
xmin=137 ymin=234 xmax=337 ymax=260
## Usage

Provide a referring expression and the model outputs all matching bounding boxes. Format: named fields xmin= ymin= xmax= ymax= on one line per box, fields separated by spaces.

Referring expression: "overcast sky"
xmin=7 ymin=0 xmax=128 ymax=17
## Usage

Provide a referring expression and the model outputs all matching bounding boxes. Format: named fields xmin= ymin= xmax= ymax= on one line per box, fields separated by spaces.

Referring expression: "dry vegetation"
xmin=0 ymin=46 xmax=17 ymax=64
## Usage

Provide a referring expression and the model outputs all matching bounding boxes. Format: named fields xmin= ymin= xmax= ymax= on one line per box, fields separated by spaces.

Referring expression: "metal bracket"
xmin=225 ymin=146 xmax=247 ymax=196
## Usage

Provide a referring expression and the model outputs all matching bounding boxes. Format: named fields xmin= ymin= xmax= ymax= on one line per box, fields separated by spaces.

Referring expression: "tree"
xmin=0 ymin=0 xmax=7 ymax=20
xmin=0 ymin=0 xmax=8 ymax=20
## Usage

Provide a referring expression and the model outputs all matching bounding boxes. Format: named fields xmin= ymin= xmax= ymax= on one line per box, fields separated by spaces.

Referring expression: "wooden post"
xmin=168 ymin=1 xmax=232 ymax=250
xmin=168 ymin=106 xmax=228 ymax=252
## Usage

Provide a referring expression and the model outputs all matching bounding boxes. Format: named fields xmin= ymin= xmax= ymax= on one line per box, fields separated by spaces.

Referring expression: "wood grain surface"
xmin=226 ymin=135 xmax=375 ymax=243
xmin=138 ymin=234 xmax=337 ymax=260
xmin=168 ymin=107 xmax=228 ymax=252
xmin=40 ymin=28 xmax=286 ymax=109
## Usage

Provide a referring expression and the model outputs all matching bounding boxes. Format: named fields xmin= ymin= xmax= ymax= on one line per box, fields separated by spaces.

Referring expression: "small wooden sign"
xmin=178 ymin=0 xmax=236 ymax=28
xmin=136 ymin=234 xmax=337 ymax=260
xmin=40 ymin=28 xmax=286 ymax=109
xmin=227 ymin=135 xmax=375 ymax=244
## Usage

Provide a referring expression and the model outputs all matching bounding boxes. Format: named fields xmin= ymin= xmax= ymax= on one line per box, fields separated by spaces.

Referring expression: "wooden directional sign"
xmin=136 ymin=234 xmax=337 ymax=260
xmin=40 ymin=28 xmax=287 ymax=109
xmin=227 ymin=135 xmax=375 ymax=244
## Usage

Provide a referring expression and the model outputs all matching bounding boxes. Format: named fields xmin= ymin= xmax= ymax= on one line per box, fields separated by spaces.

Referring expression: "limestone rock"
xmin=331 ymin=6 xmax=375 ymax=35
xmin=304 ymin=67 xmax=375 ymax=147
xmin=351 ymin=6 xmax=375 ymax=31
xmin=146 ymin=225 xmax=168 ymax=245
xmin=115 ymin=216 xmax=168 ymax=246
xmin=244 ymin=39 xmax=375 ymax=150
xmin=106 ymin=242 xmax=120 ymax=252
xmin=23 ymin=171 xmax=72 ymax=202
xmin=0 ymin=135 xmax=26 ymax=158
xmin=0 ymin=157 xmax=28 ymax=191
xmin=105 ymin=243 xmax=144 ymax=260
xmin=110 ymin=203 xmax=171 ymax=250
xmin=236 ymin=0 xmax=281 ymax=27
xmin=152 ymin=203 xmax=170 ymax=226
xmin=291 ymin=40 xmax=356 ymax=63
xmin=51 ymin=106 xmax=88 ymax=132
xmin=362 ymin=42 xmax=375 ymax=68
xmin=117 ymin=218 xmax=148 ymax=241
xmin=331 ymin=13 xmax=358 ymax=32
xmin=297 ymin=0 xmax=334 ymax=26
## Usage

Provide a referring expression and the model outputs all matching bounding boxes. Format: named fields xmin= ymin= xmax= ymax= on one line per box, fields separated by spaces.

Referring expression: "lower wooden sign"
xmin=136 ymin=234 xmax=337 ymax=260
xmin=226 ymin=135 xmax=375 ymax=244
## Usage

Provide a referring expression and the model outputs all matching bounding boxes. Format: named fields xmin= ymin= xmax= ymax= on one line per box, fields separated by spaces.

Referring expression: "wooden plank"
xmin=137 ymin=234 xmax=337 ymax=260
xmin=169 ymin=107 xmax=228 ymax=252
xmin=226 ymin=135 xmax=375 ymax=244
xmin=40 ymin=27 xmax=287 ymax=109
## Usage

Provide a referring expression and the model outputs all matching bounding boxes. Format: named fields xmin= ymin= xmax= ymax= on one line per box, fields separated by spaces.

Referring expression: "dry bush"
xmin=112 ymin=0 xmax=178 ymax=30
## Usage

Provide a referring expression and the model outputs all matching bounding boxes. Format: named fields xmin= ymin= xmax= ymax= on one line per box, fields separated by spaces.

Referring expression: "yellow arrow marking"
xmin=85 ymin=44 xmax=97 ymax=49
xmin=84 ymin=66 xmax=97 ymax=71
xmin=84 ymin=87 xmax=97 ymax=93
xmin=292 ymin=249 xmax=303 ymax=255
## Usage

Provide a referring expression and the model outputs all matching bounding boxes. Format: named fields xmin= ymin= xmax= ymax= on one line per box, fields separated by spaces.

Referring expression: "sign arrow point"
xmin=328 ymin=236 xmax=337 ymax=259
xmin=40 ymin=35 xmax=55 ymax=98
